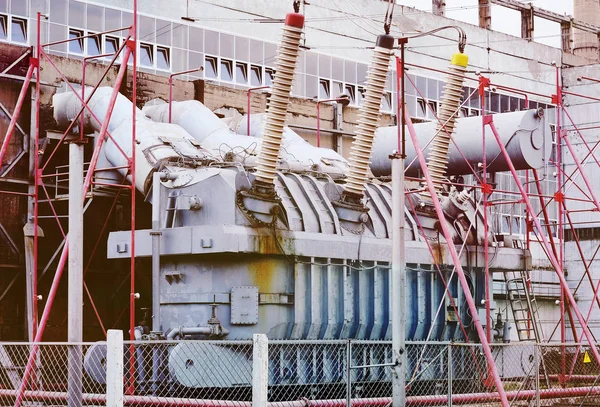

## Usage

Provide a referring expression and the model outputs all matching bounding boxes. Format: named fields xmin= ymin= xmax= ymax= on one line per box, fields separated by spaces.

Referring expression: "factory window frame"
xmin=205 ymin=55 xmax=218 ymax=79
xmin=157 ymin=46 xmax=170 ymax=71
xmin=333 ymin=81 xmax=344 ymax=98
xmin=235 ymin=62 xmax=248 ymax=85
xmin=319 ymin=78 xmax=330 ymax=99
xmin=250 ymin=65 xmax=262 ymax=86
xmin=68 ymin=28 xmax=84 ymax=54
xmin=139 ymin=42 xmax=154 ymax=68
xmin=104 ymin=35 xmax=120 ymax=57
xmin=459 ymin=107 xmax=468 ymax=118
xmin=344 ymin=84 xmax=356 ymax=104
xmin=416 ymin=98 xmax=427 ymax=118
xmin=469 ymin=108 xmax=480 ymax=117
xmin=11 ymin=16 xmax=26 ymax=44
xmin=357 ymin=86 xmax=366 ymax=106
xmin=382 ymin=91 xmax=392 ymax=112
xmin=265 ymin=67 xmax=275 ymax=86
xmin=0 ymin=15 xmax=7 ymax=41
xmin=220 ymin=58 xmax=233 ymax=82
xmin=426 ymin=100 xmax=438 ymax=120
xmin=87 ymin=33 xmax=102 ymax=56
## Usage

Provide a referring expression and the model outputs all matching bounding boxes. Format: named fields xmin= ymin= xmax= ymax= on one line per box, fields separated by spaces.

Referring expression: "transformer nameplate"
xmin=231 ymin=286 xmax=259 ymax=325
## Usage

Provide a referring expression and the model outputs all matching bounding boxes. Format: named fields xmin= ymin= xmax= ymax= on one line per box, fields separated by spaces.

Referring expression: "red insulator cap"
xmin=285 ymin=13 xmax=305 ymax=28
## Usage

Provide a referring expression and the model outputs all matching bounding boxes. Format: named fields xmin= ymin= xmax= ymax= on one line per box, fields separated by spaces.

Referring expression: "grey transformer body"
xmin=53 ymin=87 xmax=551 ymax=391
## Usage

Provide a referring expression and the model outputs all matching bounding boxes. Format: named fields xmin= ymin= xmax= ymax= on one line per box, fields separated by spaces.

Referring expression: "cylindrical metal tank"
xmin=370 ymin=109 xmax=551 ymax=177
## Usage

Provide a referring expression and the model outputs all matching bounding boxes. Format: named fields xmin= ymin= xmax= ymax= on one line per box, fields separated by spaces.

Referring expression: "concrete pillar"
xmin=432 ymin=0 xmax=445 ymax=16
xmin=106 ymin=330 xmax=124 ymax=407
xmin=479 ymin=0 xmax=491 ymax=30
xmin=67 ymin=141 xmax=84 ymax=407
xmin=521 ymin=6 xmax=534 ymax=40
xmin=574 ymin=0 xmax=600 ymax=60
xmin=252 ymin=334 xmax=268 ymax=407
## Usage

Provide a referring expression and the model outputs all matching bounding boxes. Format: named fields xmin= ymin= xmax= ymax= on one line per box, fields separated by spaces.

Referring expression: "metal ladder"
xmin=505 ymin=270 xmax=544 ymax=342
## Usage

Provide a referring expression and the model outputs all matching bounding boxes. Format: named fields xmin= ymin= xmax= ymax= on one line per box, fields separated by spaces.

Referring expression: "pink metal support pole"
xmin=13 ymin=47 xmax=132 ymax=407
xmin=405 ymin=107 xmax=510 ymax=407
xmin=246 ymin=86 xmax=269 ymax=135
xmin=129 ymin=0 xmax=138 ymax=394
xmin=487 ymin=119 xmax=600 ymax=366
xmin=562 ymin=135 xmax=600 ymax=211
xmin=480 ymin=75 xmax=491 ymax=342
xmin=168 ymin=67 xmax=202 ymax=123
xmin=32 ymin=12 xmax=42 ymax=342
xmin=0 ymin=63 xmax=34 ymax=166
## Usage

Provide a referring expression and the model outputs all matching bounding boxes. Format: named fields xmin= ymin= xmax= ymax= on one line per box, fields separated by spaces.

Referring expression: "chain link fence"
xmin=1 ymin=339 xmax=600 ymax=407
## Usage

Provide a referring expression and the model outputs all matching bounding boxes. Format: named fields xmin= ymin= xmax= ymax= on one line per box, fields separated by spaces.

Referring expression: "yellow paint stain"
xmin=248 ymin=257 xmax=277 ymax=293
xmin=431 ymin=242 xmax=444 ymax=265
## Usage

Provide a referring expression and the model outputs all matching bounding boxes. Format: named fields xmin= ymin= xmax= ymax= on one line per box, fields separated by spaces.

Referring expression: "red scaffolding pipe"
xmin=488 ymin=118 xmax=600 ymax=367
xmin=0 ymin=63 xmax=34 ymax=166
xmin=405 ymin=107 xmax=509 ymax=407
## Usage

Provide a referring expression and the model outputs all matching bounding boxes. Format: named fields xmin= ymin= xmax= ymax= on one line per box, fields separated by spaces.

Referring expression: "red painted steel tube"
xmin=13 ymin=46 xmax=133 ymax=407
xmin=563 ymin=90 xmax=600 ymax=103
xmin=563 ymin=136 xmax=600 ymax=211
xmin=405 ymin=107 xmax=510 ymax=407
xmin=0 ymin=63 xmax=34 ymax=166
xmin=6 ymin=385 xmax=600 ymax=407
xmin=480 ymin=77 xmax=491 ymax=343
xmin=168 ymin=67 xmax=202 ymax=123
xmin=246 ymin=86 xmax=270 ymax=135
xmin=84 ymin=283 xmax=107 ymax=336
xmin=13 ymin=244 xmax=68 ymax=407
xmin=32 ymin=12 xmax=42 ymax=342
xmin=0 ymin=189 xmax=34 ymax=196
xmin=488 ymin=119 xmax=600 ymax=366
xmin=129 ymin=1 xmax=138 ymax=394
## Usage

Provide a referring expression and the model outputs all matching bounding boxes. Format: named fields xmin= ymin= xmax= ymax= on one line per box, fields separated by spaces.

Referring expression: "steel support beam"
xmin=479 ymin=0 xmax=491 ymax=29
xmin=521 ymin=5 xmax=534 ymax=40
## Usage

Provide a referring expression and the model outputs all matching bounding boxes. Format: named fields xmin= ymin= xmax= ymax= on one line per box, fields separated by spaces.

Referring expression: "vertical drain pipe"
xmin=424 ymin=53 xmax=469 ymax=196
xmin=334 ymin=35 xmax=394 ymax=230
xmin=252 ymin=13 xmax=305 ymax=193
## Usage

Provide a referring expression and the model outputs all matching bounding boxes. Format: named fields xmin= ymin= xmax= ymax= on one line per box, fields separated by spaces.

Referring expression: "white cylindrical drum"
xmin=370 ymin=109 xmax=551 ymax=177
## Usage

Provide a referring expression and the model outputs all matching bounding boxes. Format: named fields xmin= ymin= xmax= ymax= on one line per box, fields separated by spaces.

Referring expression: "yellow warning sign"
xmin=584 ymin=351 xmax=591 ymax=364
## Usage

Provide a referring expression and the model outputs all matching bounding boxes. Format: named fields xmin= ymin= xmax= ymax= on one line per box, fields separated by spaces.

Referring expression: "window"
xmin=250 ymin=65 xmax=262 ymax=86
xmin=104 ymin=36 xmax=120 ymax=55
xmin=87 ymin=33 xmax=102 ymax=56
xmin=382 ymin=92 xmax=392 ymax=112
xmin=427 ymin=101 xmax=438 ymax=119
xmin=265 ymin=67 xmax=275 ymax=86
xmin=140 ymin=43 xmax=154 ymax=67
xmin=235 ymin=62 xmax=247 ymax=85
xmin=417 ymin=98 xmax=427 ymax=117
xmin=205 ymin=56 xmax=218 ymax=79
xmin=0 ymin=15 xmax=7 ymax=41
xmin=333 ymin=81 xmax=343 ymax=98
xmin=459 ymin=107 xmax=468 ymax=118
xmin=344 ymin=84 xmax=356 ymax=104
xmin=11 ymin=17 xmax=26 ymax=44
xmin=357 ymin=86 xmax=366 ymax=105
xmin=220 ymin=59 xmax=233 ymax=81
xmin=319 ymin=79 xmax=330 ymax=99
xmin=157 ymin=46 xmax=170 ymax=70
xmin=69 ymin=28 xmax=84 ymax=54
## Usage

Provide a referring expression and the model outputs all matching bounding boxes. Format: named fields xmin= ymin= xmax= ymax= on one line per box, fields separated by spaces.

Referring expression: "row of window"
xmin=204 ymin=54 xmax=274 ymax=87
xmin=0 ymin=13 xmax=27 ymax=44
xmin=67 ymin=27 xmax=171 ymax=71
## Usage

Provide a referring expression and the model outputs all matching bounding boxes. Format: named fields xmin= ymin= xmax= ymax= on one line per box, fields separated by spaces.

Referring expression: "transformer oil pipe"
xmin=344 ymin=34 xmax=394 ymax=199
xmin=253 ymin=13 xmax=304 ymax=188
xmin=424 ymin=53 xmax=468 ymax=196
xmin=404 ymin=107 xmax=510 ymax=407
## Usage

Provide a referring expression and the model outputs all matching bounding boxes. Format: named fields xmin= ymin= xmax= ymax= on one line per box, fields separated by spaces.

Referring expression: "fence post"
xmin=253 ymin=334 xmax=268 ymax=407
xmin=535 ymin=344 xmax=540 ymax=407
xmin=346 ymin=340 xmax=352 ymax=407
xmin=106 ymin=329 xmax=124 ymax=407
xmin=448 ymin=344 xmax=452 ymax=407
